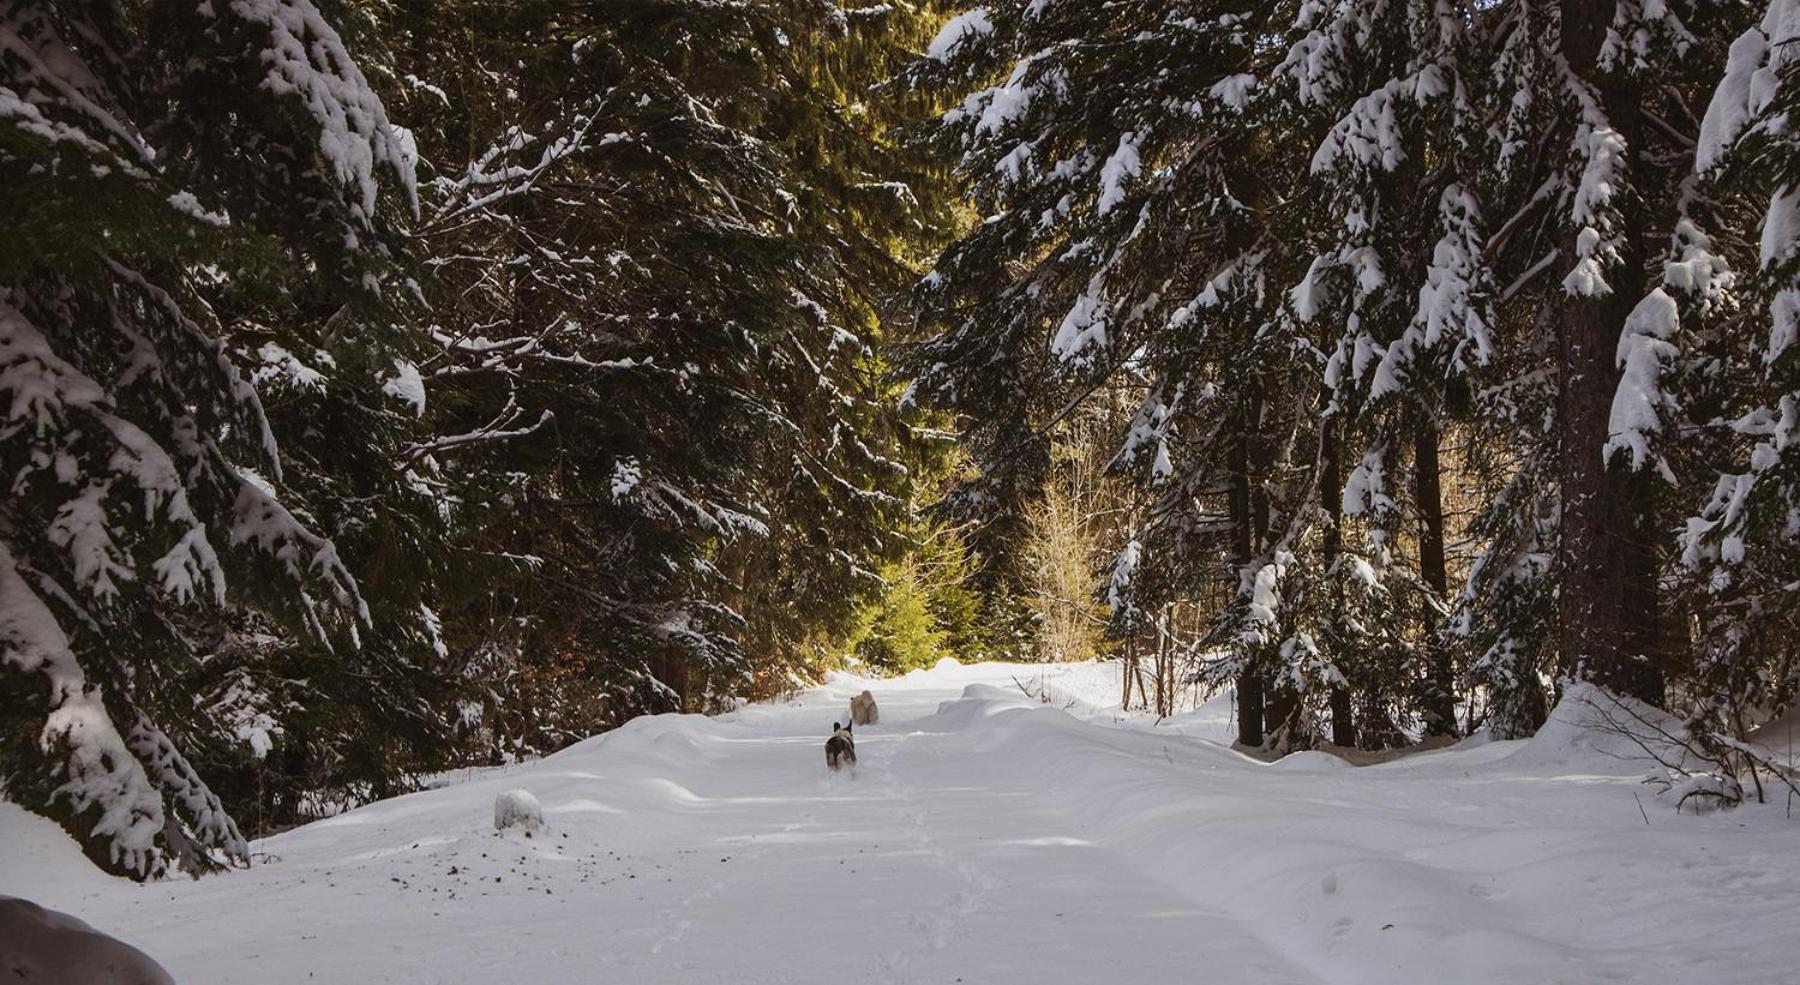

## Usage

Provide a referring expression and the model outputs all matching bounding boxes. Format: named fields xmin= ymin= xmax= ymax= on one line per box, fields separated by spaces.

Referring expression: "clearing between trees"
xmin=4 ymin=660 xmax=1794 ymax=985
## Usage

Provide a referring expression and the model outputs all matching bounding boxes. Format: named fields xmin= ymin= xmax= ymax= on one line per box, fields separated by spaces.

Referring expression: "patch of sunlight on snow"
xmin=545 ymin=798 xmax=623 ymax=816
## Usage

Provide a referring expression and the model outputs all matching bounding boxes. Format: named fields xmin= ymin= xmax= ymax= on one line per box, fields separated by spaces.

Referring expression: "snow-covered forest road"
xmin=5 ymin=660 xmax=1797 ymax=985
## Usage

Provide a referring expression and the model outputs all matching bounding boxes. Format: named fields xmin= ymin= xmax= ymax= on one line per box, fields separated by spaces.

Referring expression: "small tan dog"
xmin=849 ymin=689 xmax=879 ymax=726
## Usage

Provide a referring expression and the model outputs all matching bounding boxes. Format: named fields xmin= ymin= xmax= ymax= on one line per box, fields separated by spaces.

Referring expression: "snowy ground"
xmin=4 ymin=659 xmax=1797 ymax=984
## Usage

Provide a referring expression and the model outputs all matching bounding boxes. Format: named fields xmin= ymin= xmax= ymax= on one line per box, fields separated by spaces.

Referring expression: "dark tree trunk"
xmin=1237 ymin=664 xmax=1266 ymax=748
xmin=1414 ymin=417 xmax=1457 ymax=735
xmin=1323 ymin=418 xmax=1356 ymax=748
xmin=1231 ymin=397 xmax=1264 ymax=747
xmin=1122 ymin=636 xmax=1137 ymax=710
xmin=1253 ymin=409 xmax=1300 ymax=748
xmin=1555 ymin=0 xmax=1665 ymax=706
xmin=1154 ymin=610 xmax=1168 ymax=717
xmin=1329 ymin=687 xmax=1356 ymax=748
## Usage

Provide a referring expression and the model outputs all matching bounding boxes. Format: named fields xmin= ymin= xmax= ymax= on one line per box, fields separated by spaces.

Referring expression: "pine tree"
xmin=379 ymin=1 xmax=943 ymax=750
xmin=1457 ymin=0 xmax=1744 ymax=735
xmin=909 ymin=2 xmax=1352 ymax=749
xmin=1275 ymin=0 xmax=1492 ymax=742
xmin=1677 ymin=0 xmax=1800 ymax=772
xmin=0 ymin=0 xmax=426 ymax=874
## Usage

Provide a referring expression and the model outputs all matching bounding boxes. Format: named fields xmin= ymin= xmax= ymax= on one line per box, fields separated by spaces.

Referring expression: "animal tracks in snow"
xmin=12 ymin=662 xmax=1789 ymax=985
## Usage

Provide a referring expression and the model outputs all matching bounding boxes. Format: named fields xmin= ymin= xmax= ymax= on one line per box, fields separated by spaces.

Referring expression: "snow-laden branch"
xmin=213 ymin=0 xmax=420 ymax=219
xmin=398 ymin=393 xmax=554 ymax=464
xmin=423 ymin=100 xmax=617 ymax=232
xmin=0 ymin=544 xmax=166 ymax=876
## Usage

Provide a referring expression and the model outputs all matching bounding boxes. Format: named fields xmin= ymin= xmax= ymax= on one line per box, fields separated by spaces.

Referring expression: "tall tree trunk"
xmin=1122 ymin=636 xmax=1137 ymax=710
xmin=1556 ymin=0 xmax=1665 ymax=706
xmin=1231 ymin=398 xmax=1265 ymax=747
xmin=1230 ymin=387 xmax=1300 ymax=748
xmin=1252 ymin=396 xmax=1299 ymax=748
xmin=1323 ymin=418 xmax=1356 ymax=748
xmin=1414 ymin=416 xmax=1457 ymax=735
xmin=1152 ymin=614 xmax=1163 ymax=718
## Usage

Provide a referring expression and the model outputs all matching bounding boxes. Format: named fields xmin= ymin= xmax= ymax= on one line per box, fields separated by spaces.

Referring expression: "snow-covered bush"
xmin=493 ymin=789 xmax=543 ymax=834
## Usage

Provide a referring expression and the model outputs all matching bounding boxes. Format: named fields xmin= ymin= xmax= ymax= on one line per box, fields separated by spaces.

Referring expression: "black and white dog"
xmin=825 ymin=721 xmax=856 ymax=771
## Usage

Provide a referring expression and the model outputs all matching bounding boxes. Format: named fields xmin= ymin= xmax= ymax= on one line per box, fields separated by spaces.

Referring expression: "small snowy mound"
xmin=1267 ymin=749 xmax=1353 ymax=772
xmin=910 ymin=684 xmax=1096 ymax=760
xmin=928 ymin=683 xmax=1033 ymax=723
xmin=493 ymin=788 xmax=543 ymax=833
xmin=1506 ymin=682 xmax=1694 ymax=770
xmin=1747 ymin=704 xmax=1800 ymax=769
xmin=0 ymin=896 xmax=174 ymax=985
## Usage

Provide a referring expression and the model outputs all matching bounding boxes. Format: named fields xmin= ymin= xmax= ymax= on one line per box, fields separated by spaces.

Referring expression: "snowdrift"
xmin=3 ymin=660 xmax=1795 ymax=985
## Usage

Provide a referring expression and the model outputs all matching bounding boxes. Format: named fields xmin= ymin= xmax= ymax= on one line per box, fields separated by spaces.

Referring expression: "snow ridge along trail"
xmin=4 ymin=660 xmax=1797 ymax=985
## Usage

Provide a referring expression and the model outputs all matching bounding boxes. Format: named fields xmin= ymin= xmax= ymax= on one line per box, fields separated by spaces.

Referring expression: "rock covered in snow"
xmin=0 ymin=896 xmax=174 ymax=985
xmin=493 ymin=788 xmax=543 ymax=833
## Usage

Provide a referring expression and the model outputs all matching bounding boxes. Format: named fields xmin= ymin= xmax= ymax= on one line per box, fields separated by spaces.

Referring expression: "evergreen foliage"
xmin=374 ymin=0 xmax=955 ymax=751
xmin=1679 ymin=0 xmax=1800 ymax=767
xmin=1 ymin=0 xmax=957 ymax=871
xmin=0 ymin=0 xmax=438 ymax=875
xmin=908 ymin=0 xmax=1799 ymax=775
xmin=13 ymin=0 xmax=1800 ymax=879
